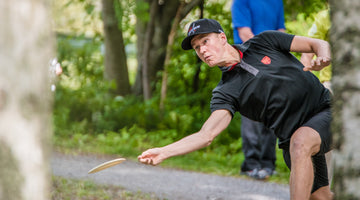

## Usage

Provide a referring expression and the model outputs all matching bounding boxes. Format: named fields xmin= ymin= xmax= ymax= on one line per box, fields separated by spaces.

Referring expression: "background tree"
xmin=160 ymin=0 xmax=204 ymax=110
xmin=102 ymin=0 xmax=131 ymax=96
xmin=330 ymin=0 xmax=360 ymax=199
xmin=133 ymin=0 xmax=203 ymax=100
xmin=0 ymin=0 xmax=54 ymax=199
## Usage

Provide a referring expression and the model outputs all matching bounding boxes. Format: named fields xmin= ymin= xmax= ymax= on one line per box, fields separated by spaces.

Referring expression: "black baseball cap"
xmin=181 ymin=18 xmax=224 ymax=50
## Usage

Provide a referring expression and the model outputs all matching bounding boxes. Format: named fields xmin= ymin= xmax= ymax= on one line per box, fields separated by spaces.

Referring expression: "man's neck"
xmin=220 ymin=44 xmax=241 ymax=67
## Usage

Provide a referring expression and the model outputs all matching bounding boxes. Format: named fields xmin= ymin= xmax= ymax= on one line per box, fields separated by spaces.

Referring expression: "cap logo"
xmin=188 ymin=23 xmax=200 ymax=36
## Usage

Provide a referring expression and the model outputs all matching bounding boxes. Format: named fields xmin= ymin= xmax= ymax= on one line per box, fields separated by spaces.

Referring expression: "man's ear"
xmin=219 ymin=32 xmax=227 ymax=45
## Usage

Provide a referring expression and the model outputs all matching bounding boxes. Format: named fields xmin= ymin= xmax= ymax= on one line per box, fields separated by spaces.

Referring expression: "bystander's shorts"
xmin=282 ymin=107 xmax=332 ymax=193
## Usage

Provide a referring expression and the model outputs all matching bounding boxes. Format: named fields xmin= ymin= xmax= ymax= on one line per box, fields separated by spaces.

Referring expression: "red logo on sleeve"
xmin=261 ymin=56 xmax=271 ymax=65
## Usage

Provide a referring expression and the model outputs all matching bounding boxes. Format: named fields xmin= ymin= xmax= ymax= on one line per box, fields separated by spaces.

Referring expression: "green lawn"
xmin=51 ymin=176 xmax=164 ymax=200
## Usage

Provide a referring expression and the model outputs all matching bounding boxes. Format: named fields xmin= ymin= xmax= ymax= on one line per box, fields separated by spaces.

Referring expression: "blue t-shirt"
xmin=231 ymin=0 xmax=286 ymax=44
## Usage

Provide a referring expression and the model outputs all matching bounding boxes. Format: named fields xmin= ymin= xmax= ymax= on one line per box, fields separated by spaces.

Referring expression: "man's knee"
xmin=290 ymin=127 xmax=321 ymax=157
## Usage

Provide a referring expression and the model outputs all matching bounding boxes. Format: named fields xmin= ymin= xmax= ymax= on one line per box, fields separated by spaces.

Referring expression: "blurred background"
xmin=51 ymin=0 xmax=329 ymax=183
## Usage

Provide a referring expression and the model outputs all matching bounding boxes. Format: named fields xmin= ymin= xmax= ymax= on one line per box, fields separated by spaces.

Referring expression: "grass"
xmin=51 ymin=176 xmax=164 ymax=200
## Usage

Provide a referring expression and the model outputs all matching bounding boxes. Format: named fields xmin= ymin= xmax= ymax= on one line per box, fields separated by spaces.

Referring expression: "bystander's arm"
xmin=237 ymin=27 xmax=255 ymax=43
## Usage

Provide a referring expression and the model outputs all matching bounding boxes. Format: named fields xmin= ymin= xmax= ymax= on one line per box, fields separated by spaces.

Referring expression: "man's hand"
xmin=138 ymin=148 xmax=164 ymax=165
xmin=303 ymin=56 xmax=331 ymax=71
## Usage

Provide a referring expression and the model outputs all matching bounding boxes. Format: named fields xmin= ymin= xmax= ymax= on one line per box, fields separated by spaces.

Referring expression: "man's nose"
xmin=199 ymin=45 xmax=206 ymax=54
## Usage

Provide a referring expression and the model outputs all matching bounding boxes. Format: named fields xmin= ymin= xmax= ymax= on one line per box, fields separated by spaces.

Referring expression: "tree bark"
xmin=0 ymin=0 xmax=54 ymax=199
xmin=191 ymin=1 xmax=204 ymax=93
xmin=134 ymin=0 xmax=203 ymax=100
xmin=141 ymin=0 xmax=158 ymax=100
xmin=135 ymin=0 xmax=180 ymax=100
xmin=330 ymin=0 xmax=360 ymax=199
xmin=102 ymin=0 xmax=131 ymax=96
xmin=135 ymin=0 xmax=199 ymax=99
xmin=160 ymin=0 xmax=203 ymax=109
xmin=160 ymin=4 xmax=184 ymax=110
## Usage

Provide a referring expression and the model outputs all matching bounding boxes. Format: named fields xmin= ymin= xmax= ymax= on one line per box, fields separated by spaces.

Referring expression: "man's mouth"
xmin=204 ymin=55 xmax=211 ymax=61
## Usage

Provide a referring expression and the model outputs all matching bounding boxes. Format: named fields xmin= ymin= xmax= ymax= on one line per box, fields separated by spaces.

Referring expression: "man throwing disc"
xmin=138 ymin=19 xmax=333 ymax=200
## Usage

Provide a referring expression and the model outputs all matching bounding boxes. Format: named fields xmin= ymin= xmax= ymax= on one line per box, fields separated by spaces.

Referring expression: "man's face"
xmin=191 ymin=33 xmax=226 ymax=67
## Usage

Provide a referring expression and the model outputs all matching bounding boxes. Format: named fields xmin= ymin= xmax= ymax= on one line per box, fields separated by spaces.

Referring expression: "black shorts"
xmin=282 ymin=108 xmax=332 ymax=193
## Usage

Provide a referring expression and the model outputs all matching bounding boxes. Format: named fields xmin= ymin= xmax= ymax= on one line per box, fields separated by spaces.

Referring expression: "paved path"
xmin=51 ymin=152 xmax=290 ymax=200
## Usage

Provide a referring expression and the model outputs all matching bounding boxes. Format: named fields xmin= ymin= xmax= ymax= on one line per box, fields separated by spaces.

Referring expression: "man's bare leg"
xmin=289 ymin=127 xmax=321 ymax=200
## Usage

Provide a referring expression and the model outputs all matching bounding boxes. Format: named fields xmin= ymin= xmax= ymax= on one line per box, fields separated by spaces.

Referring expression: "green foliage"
xmin=114 ymin=0 xmax=124 ymax=30
xmin=54 ymin=34 xmax=107 ymax=136
xmin=54 ymin=27 xmax=238 ymax=139
xmin=283 ymin=0 xmax=328 ymax=21
xmin=115 ymin=0 xmax=137 ymax=45
xmin=54 ymin=33 xmax=217 ymax=138
xmin=84 ymin=3 xmax=95 ymax=15
xmin=55 ymin=0 xmax=102 ymax=36
xmin=134 ymin=0 xmax=150 ymax=22
xmin=286 ymin=13 xmax=313 ymax=36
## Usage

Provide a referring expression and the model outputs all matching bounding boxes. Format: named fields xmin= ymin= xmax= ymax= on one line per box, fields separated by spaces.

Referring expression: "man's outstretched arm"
xmin=138 ymin=109 xmax=232 ymax=165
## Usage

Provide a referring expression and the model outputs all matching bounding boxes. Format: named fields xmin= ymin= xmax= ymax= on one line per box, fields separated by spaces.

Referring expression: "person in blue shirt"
xmin=231 ymin=0 xmax=286 ymax=180
xmin=232 ymin=0 xmax=286 ymax=44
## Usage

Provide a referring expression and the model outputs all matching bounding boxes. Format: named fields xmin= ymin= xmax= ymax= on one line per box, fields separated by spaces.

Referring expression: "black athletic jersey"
xmin=210 ymin=31 xmax=331 ymax=148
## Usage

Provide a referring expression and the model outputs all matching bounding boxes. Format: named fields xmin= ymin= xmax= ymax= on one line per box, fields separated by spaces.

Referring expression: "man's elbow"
xmin=199 ymin=131 xmax=216 ymax=147
xmin=240 ymin=33 xmax=253 ymax=43
xmin=237 ymin=27 xmax=254 ymax=42
xmin=204 ymin=137 xmax=214 ymax=147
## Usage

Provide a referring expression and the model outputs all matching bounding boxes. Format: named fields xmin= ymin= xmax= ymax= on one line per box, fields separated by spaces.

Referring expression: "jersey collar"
xmin=219 ymin=46 xmax=243 ymax=72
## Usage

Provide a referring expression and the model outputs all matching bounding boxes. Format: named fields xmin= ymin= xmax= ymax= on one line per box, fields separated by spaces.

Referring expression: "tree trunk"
xmin=141 ymin=0 xmax=158 ymax=100
xmin=0 ymin=0 xmax=54 ymax=200
xmin=330 ymin=0 xmax=360 ymax=199
xmin=160 ymin=0 xmax=203 ymax=109
xmin=102 ymin=0 xmax=131 ymax=96
xmin=133 ymin=0 xmax=146 ymax=96
xmin=191 ymin=1 xmax=204 ymax=93
xmin=160 ymin=4 xmax=184 ymax=109
xmin=136 ymin=0 xmax=180 ymax=100
xmin=134 ymin=0 xmax=203 ymax=100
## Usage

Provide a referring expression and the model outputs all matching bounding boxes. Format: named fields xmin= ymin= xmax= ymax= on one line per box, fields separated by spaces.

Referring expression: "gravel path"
xmin=51 ymin=152 xmax=290 ymax=200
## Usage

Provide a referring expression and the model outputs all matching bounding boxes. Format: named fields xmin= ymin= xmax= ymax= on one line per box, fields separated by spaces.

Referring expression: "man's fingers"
xmin=305 ymin=57 xmax=331 ymax=71
xmin=138 ymin=148 xmax=162 ymax=165
xmin=138 ymin=150 xmax=157 ymax=165
xmin=313 ymin=57 xmax=331 ymax=67
xmin=311 ymin=59 xmax=319 ymax=67
xmin=303 ymin=66 xmax=311 ymax=71
xmin=138 ymin=156 xmax=153 ymax=164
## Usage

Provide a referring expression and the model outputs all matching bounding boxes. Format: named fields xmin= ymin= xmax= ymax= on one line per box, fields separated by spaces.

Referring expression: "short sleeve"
xmin=210 ymin=88 xmax=236 ymax=117
xmin=254 ymin=31 xmax=295 ymax=52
